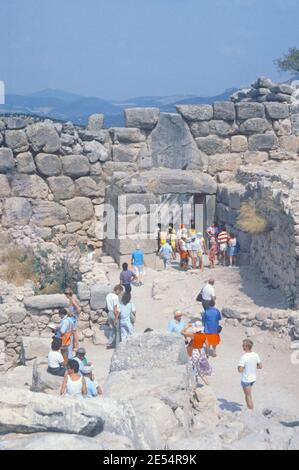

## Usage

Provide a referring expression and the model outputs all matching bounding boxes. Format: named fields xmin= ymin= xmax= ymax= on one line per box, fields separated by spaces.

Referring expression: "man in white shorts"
xmin=238 ymin=339 xmax=263 ymax=410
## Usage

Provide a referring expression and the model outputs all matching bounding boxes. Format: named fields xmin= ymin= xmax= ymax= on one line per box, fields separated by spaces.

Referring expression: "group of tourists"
xmin=46 ymin=288 xmax=102 ymax=399
xmin=156 ymin=222 xmax=239 ymax=271
xmin=168 ymin=278 xmax=263 ymax=410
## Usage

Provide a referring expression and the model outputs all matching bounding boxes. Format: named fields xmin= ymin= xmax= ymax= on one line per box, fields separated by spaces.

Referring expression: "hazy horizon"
xmin=1 ymin=0 xmax=298 ymax=100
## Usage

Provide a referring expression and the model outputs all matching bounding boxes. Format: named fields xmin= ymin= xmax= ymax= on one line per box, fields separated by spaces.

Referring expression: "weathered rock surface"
xmin=125 ymin=108 xmax=160 ymax=130
xmin=31 ymin=201 xmax=68 ymax=226
xmin=0 ymin=148 xmax=14 ymax=172
xmin=24 ymin=294 xmax=68 ymax=310
xmin=35 ymin=153 xmax=62 ymax=176
xmin=20 ymin=337 xmax=51 ymax=364
xmin=2 ymin=197 xmax=32 ymax=227
xmin=26 ymin=122 xmax=61 ymax=153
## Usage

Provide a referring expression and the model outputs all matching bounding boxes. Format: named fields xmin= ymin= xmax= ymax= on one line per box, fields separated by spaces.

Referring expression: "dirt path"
xmin=88 ymin=260 xmax=299 ymax=419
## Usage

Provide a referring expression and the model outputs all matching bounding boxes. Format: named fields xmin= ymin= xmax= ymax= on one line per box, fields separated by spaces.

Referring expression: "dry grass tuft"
xmin=237 ymin=202 xmax=268 ymax=234
xmin=0 ymin=246 xmax=37 ymax=286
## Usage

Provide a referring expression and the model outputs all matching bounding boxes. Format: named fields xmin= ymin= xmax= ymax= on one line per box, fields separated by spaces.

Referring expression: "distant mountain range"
xmin=0 ymin=88 xmax=238 ymax=127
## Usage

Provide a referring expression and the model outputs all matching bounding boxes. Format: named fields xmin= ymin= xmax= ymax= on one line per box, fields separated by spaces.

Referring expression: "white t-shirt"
xmin=106 ymin=293 xmax=120 ymax=316
xmin=238 ymin=352 xmax=261 ymax=383
xmin=48 ymin=350 xmax=64 ymax=369
xmin=202 ymin=283 xmax=215 ymax=301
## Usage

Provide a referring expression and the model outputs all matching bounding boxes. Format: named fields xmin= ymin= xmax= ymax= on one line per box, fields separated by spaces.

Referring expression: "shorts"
xmin=219 ymin=243 xmax=227 ymax=252
xmin=133 ymin=265 xmax=143 ymax=276
xmin=229 ymin=246 xmax=237 ymax=257
xmin=241 ymin=381 xmax=255 ymax=388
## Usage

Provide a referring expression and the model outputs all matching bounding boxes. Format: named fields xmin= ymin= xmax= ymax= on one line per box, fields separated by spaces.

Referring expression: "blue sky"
xmin=0 ymin=0 xmax=298 ymax=99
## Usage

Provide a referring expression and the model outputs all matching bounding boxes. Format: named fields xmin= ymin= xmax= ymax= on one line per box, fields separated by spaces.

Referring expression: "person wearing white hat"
xmin=83 ymin=366 xmax=103 ymax=398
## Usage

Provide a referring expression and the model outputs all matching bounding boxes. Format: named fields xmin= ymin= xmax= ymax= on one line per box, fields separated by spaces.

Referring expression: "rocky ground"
xmin=0 ymin=257 xmax=298 ymax=450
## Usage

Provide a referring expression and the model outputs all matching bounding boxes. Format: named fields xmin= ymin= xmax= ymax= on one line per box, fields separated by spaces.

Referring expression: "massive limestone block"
xmin=208 ymin=153 xmax=242 ymax=175
xmin=31 ymin=201 xmax=68 ymax=226
xmin=26 ymin=122 xmax=61 ymax=153
xmin=0 ymin=148 xmax=15 ymax=172
xmin=16 ymin=152 xmax=36 ymax=174
xmin=118 ymin=193 xmax=157 ymax=215
xmin=239 ymin=118 xmax=272 ymax=135
xmin=110 ymin=332 xmax=188 ymax=372
xmin=47 ymin=176 xmax=75 ymax=200
xmin=196 ymin=135 xmax=230 ymax=155
xmin=87 ymin=114 xmax=104 ymax=132
xmin=125 ymin=108 xmax=160 ymax=130
xmin=62 ymin=154 xmax=90 ymax=177
xmin=31 ymin=358 xmax=63 ymax=392
xmin=252 ymin=76 xmax=274 ymax=89
xmin=271 ymin=84 xmax=294 ymax=95
xmin=5 ymin=130 xmax=29 ymax=153
xmin=148 ymin=112 xmax=204 ymax=169
xmin=65 ymin=197 xmax=94 ymax=222
xmin=24 ymin=294 xmax=68 ymax=310
xmin=0 ymin=175 xmax=11 ymax=197
xmin=248 ymin=132 xmax=278 ymax=151
xmin=110 ymin=128 xmax=146 ymax=144
xmin=0 ymin=387 xmax=135 ymax=439
xmin=20 ymin=338 xmax=52 ymax=364
xmin=2 ymin=197 xmax=32 ymax=227
xmin=75 ymin=176 xmax=103 ymax=197
xmin=264 ymin=103 xmax=290 ymax=120
xmin=35 ymin=153 xmax=62 ymax=176
xmin=83 ymin=140 xmax=109 ymax=162
xmin=189 ymin=121 xmax=210 ymax=138
xmin=90 ymin=284 xmax=111 ymax=310
xmin=11 ymin=174 xmax=49 ymax=199
xmin=236 ymin=102 xmax=265 ymax=120
xmin=209 ymin=120 xmax=237 ymax=136
xmin=213 ymin=101 xmax=236 ymax=121
xmin=176 ymin=104 xmax=213 ymax=122
xmin=112 ymin=144 xmax=140 ymax=163
xmin=231 ymin=135 xmax=248 ymax=153
xmin=137 ymin=168 xmax=217 ymax=194
xmin=5 ymin=117 xmax=27 ymax=130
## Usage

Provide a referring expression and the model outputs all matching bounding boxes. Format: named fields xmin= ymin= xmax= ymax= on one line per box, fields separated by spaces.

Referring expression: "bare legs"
xmin=243 ymin=386 xmax=254 ymax=410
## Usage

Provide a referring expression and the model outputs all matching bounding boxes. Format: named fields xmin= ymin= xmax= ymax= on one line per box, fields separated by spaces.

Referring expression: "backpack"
xmin=196 ymin=289 xmax=203 ymax=302
xmin=60 ymin=318 xmax=74 ymax=347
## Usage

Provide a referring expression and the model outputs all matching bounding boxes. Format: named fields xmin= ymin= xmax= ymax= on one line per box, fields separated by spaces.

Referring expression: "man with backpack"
xmin=55 ymin=308 xmax=78 ymax=365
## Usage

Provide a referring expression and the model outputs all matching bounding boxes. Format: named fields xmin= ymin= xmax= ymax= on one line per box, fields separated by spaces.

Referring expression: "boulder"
xmin=31 ymin=358 xmax=63 ymax=392
xmin=0 ymin=148 xmax=15 ymax=172
xmin=138 ymin=168 xmax=217 ymax=194
xmin=110 ymin=332 xmax=188 ymax=372
xmin=75 ymin=177 xmax=102 ymax=197
xmin=0 ymin=387 xmax=136 ymax=439
xmin=11 ymin=174 xmax=49 ymax=199
xmin=5 ymin=130 xmax=29 ymax=153
xmin=87 ymin=114 xmax=104 ymax=132
xmin=104 ymin=364 xmax=192 ymax=414
xmin=208 ymin=153 xmax=242 ymax=175
xmin=112 ymin=144 xmax=140 ymax=163
xmin=271 ymin=84 xmax=294 ymax=95
xmin=124 ymin=108 xmax=160 ymax=130
xmin=248 ymin=133 xmax=278 ymax=151
xmin=20 ymin=338 xmax=52 ymax=364
xmin=83 ymin=140 xmax=109 ymax=162
xmin=0 ymin=175 xmax=11 ymax=197
xmin=264 ymin=103 xmax=289 ymax=120
xmin=239 ymin=118 xmax=272 ymax=135
xmin=26 ymin=122 xmax=61 ymax=153
xmin=47 ymin=176 xmax=75 ymax=200
xmin=231 ymin=135 xmax=248 ymax=153
xmin=0 ymin=310 xmax=8 ymax=325
xmin=77 ymin=282 xmax=91 ymax=301
xmin=65 ymin=197 xmax=94 ymax=222
xmin=209 ymin=120 xmax=237 ymax=136
xmin=16 ymin=152 xmax=36 ymax=174
xmin=5 ymin=306 xmax=27 ymax=324
xmin=189 ymin=121 xmax=210 ymax=138
xmin=35 ymin=153 xmax=62 ymax=176
xmin=148 ymin=113 xmax=204 ymax=169
xmin=176 ymin=104 xmax=213 ymax=122
xmin=62 ymin=155 xmax=90 ymax=177
xmin=252 ymin=77 xmax=274 ymax=89
xmin=236 ymin=102 xmax=265 ymax=120
xmin=196 ymin=135 xmax=230 ymax=155
xmin=2 ymin=197 xmax=32 ymax=227
xmin=5 ymin=117 xmax=27 ymax=130
xmin=90 ymin=284 xmax=111 ymax=310
xmin=110 ymin=128 xmax=146 ymax=144
xmin=213 ymin=101 xmax=236 ymax=121
xmin=24 ymin=294 xmax=68 ymax=310
xmin=0 ymin=433 xmax=103 ymax=451
xmin=31 ymin=201 xmax=68 ymax=226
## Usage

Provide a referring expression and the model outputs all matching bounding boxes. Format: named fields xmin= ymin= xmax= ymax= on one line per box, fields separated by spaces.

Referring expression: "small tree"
xmin=275 ymin=47 xmax=299 ymax=74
